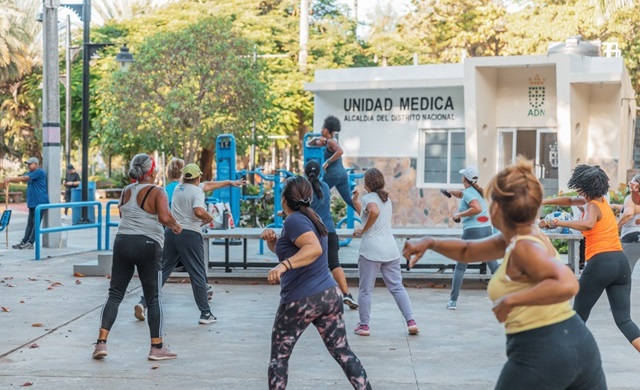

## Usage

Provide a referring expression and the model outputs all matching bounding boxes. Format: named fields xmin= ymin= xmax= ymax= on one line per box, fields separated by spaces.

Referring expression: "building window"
xmin=419 ymin=129 xmax=465 ymax=187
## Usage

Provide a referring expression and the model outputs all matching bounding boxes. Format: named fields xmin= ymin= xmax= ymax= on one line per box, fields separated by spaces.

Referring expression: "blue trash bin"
xmin=71 ymin=182 xmax=96 ymax=225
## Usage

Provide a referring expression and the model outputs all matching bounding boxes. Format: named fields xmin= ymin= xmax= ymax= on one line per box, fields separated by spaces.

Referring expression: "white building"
xmin=305 ymin=48 xmax=637 ymax=227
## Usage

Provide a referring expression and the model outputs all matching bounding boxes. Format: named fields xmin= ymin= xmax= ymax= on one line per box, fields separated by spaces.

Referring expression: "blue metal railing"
xmin=105 ymin=200 xmax=119 ymax=250
xmin=34 ymin=201 xmax=102 ymax=260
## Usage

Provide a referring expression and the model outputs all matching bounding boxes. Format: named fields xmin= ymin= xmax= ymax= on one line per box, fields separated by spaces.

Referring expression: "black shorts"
xmin=327 ymin=232 xmax=340 ymax=270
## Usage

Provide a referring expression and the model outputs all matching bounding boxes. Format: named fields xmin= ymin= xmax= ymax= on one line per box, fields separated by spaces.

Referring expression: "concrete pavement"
xmin=1 ymin=206 xmax=639 ymax=389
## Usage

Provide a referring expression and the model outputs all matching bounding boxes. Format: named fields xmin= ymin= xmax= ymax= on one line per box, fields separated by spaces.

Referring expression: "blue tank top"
xmin=324 ymin=145 xmax=347 ymax=178
xmin=310 ymin=180 xmax=335 ymax=233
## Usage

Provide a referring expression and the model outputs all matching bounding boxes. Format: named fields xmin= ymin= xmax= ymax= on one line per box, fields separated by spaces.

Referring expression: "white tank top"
xmin=620 ymin=212 xmax=640 ymax=241
xmin=117 ymin=183 xmax=165 ymax=246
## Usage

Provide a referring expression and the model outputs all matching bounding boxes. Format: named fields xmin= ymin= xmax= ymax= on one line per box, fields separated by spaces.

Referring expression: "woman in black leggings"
xmin=92 ymin=154 xmax=182 ymax=361
xmin=540 ymin=164 xmax=640 ymax=352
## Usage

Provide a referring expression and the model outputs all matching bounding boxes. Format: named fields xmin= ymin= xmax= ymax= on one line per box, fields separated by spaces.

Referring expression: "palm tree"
xmin=0 ymin=2 xmax=33 ymax=83
xmin=92 ymin=0 xmax=178 ymax=25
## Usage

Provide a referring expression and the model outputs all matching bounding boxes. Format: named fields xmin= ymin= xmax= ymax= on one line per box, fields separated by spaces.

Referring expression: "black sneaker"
xmin=343 ymin=293 xmax=358 ymax=310
xmin=12 ymin=241 xmax=25 ymax=249
xmin=199 ymin=312 xmax=217 ymax=325
xmin=21 ymin=242 xmax=34 ymax=249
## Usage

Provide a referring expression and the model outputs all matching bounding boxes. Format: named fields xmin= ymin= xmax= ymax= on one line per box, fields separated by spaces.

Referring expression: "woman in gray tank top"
xmin=92 ymin=154 xmax=182 ymax=361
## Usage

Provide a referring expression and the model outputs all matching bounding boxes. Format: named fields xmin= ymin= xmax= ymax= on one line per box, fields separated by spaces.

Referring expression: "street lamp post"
xmin=78 ymin=0 xmax=133 ymax=222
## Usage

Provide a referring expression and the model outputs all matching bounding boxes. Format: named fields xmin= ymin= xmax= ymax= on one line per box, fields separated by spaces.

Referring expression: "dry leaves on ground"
xmin=20 ymin=382 xmax=33 ymax=387
xmin=75 ymin=280 xmax=82 ymax=285
xmin=151 ymin=365 xmax=159 ymax=370
xmin=31 ymin=323 xmax=44 ymax=327
xmin=28 ymin=278 xmax=37 ymax=281
xmin=73 ymin=272 xmax=85 ymax=277
xmin=29 ymin=343 xmax=39 ymax=348
xmin=1 ymin=306 xmax=10 ymax=312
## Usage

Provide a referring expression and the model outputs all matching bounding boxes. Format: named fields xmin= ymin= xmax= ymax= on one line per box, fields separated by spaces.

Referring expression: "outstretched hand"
xmin=231 ymin=178 xmax=246 ymax=187
xmin=402 ymin=237 xmax=434 ymax=269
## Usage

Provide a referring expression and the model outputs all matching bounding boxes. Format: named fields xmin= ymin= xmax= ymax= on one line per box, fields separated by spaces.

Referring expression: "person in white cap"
xmin=439 ymin=166 xmax=499 ymax=310
xmin=3 ymin=157 xmax=49 ymax=249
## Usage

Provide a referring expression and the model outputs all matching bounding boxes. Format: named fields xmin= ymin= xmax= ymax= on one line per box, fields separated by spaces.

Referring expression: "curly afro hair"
xmin=567 ymin=165 xmax=609 ymax=199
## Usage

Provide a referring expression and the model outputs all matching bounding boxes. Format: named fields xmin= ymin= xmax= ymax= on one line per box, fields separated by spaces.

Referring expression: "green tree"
xmin=367 ymin=0 xmax=508 ymax=65
xmin=94 ymin=17 xmax=269 ymax=179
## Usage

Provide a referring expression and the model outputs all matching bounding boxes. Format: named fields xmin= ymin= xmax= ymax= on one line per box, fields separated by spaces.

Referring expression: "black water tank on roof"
xmin=547 ymin=35 xmax=600 ymax=57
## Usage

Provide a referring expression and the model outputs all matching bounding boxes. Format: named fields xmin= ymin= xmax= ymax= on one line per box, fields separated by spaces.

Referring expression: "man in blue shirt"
xmin=3 ymin=157 xmax=50 ymax=249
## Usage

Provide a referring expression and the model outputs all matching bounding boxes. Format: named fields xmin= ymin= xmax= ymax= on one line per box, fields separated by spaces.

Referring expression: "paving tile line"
xmin=0 ymin=285 xmax=142 ymax=359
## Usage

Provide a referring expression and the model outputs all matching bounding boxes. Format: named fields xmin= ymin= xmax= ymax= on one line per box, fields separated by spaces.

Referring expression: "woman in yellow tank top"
xmin=403 ymin=158 xmax=606 ymax=389
xmin=539 ymin=165 xmax=640 ymax=353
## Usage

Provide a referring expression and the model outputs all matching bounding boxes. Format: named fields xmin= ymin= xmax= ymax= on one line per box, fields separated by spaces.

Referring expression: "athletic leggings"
xmin=323 ymin=174 xmax=355 ymax=210
xmin=450 ymin=226 xmax=499 ymax=302
xmin=269 ymin=286 xmax=371 ymax=390
xmin=495 ymin=315 xmax=606 ymax=390
xmin=573 ymin=251 xmax=640 ymax=343
xmin=100 ymin=234 xmax=163 ymax=338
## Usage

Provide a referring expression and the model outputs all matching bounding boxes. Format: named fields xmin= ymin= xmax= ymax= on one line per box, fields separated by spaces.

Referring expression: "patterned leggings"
xmin=269 ymin=286 xmax=371 ymax=390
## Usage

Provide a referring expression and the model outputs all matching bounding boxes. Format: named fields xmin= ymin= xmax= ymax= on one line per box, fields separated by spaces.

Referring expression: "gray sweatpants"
xmin=357 ymin=256 xmax=414 ymax=326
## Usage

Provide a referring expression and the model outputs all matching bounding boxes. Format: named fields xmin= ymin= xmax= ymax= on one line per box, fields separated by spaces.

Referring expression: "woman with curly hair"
xmin=403 ymin=158 xmax=606 ymax=389
xmin=539 ymin=164 xmax=640 ymax=352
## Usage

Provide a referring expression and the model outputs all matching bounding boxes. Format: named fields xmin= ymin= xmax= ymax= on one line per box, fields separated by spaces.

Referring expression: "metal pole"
xmin=80 ymin=0 xmax=91 ymax=222
xmin=42 ymin=0 xmax=62 ymax=247
xmin=65 ymin=14 xmax=71 ymax=167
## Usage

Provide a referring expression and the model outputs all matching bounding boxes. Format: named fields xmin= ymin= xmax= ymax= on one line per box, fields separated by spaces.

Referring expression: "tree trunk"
xmin=200 ymin=147 xmax=214 ymax=181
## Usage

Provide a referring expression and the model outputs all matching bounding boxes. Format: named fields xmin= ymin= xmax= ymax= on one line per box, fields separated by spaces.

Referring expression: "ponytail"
xmin=470 ymin=182 xmax=484 ymax=198
xmin=364 ymin=168 xmax=389 ymax=203
xmin=282 ymin=176 xmax=328 ymax=237
xmin=304 ymin=160 xmax=323 ymax=199
xmin=375 ymin=189 xmax=389 ymax=203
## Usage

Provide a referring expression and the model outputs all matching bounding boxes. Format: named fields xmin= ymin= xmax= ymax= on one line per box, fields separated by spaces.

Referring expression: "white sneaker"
xmin=446 ymin=301 xmax=457 ymax=310
xmin=134 ymin=303 xmax=146 ymax=321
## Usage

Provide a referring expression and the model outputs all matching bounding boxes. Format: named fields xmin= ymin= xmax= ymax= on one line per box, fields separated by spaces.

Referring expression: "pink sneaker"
xmin=148 ymin=345 xmax=177 ymax=361
xmin=407 ymin=319 xmax=419 ymax=335
xmin=354 ymin=323 xmax=370 ymax=336
xmin=92 ymin=342 xmax=107 ymax=359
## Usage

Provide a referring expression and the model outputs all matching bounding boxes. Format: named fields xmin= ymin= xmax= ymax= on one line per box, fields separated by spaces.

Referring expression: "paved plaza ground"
xmin=1 ymin=206 xmax=639 ymax=389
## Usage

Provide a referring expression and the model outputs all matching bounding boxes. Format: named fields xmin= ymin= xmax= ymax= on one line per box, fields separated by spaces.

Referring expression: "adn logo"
xmin=528 ymin=74 xmax=546 ymax=117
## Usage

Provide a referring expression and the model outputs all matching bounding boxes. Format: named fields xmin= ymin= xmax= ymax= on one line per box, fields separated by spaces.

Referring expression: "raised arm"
xmin=403 ymin=233 xmax=507 ymax=268
xmin=543 ymin=201 xmax=600 ymax=231
xmin=322 ymin=139 xmax=343 ymax=171
xmin=201 ymin=178 xmax=246 ymax=192
xmin=542 ymin=196 xmax=587 ymax=207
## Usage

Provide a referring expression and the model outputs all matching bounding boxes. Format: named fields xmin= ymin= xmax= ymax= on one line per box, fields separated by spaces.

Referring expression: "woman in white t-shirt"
xmin=351 ymin=168 xmax=419 ymax=336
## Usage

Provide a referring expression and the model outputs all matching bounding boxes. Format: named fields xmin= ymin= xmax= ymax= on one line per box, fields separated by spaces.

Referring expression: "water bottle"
xmin=222 ymin=210 xmax=229 ymax=230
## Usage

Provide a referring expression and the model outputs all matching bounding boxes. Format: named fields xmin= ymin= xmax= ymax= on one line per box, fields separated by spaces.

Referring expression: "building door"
xmin=499 ymin=128 xmax=558 ymax=197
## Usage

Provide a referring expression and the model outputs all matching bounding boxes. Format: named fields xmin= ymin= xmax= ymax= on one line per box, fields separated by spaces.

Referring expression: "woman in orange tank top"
xmin=403 ymin=158 xmax=606 ymax=389
xmin=540 ymin=164 xmax=640 ymax=352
